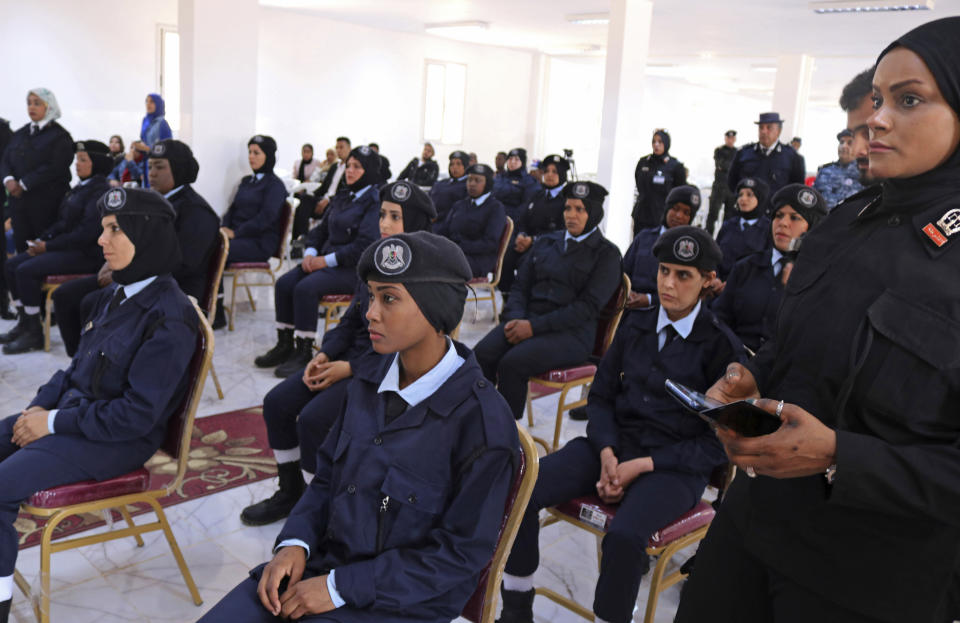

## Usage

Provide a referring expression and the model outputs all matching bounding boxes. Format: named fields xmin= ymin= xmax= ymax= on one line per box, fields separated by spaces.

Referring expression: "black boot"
xmin=496 ymin=587 xmax=535 ymax=623
xmin=254 ymin=328 xmax=295 ymax=368
xmin=0 ymin=289 xmax=14 ymax=320
xmin=212 ymin=298 xmax=227 ymax=330
xmin=275 ymin=336 xmax=314 ymax=378
xmin=0 ymin=597 xmax=10 ymax=623
xmin=0 ymin=307 xmax=26 ymax=344
xmin=3 ymin=312 xmax=43 ymax=354
xmin=240 ymin=461 xmax=306 ymax=526
xmin=568 ymin=405 xmax=588 ymax=421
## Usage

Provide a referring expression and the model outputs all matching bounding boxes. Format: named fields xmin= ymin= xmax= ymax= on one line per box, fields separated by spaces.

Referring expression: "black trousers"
xmin=473 ymin=324 xmax=589 ymax=419
xmin=292 ymin=192 xmax=319 ymax=240
xmin=274 ymin=265 xmax=356 ymax=332
xmin=9 ymin=187 xmax=66 ymax=253
xmin=675 ymin=503 xmax=892 ymax=623
xmin=705 ymin=180 xmax=736 ymax=235
xmin=51 ymin=275 xmax=102 ymax=357
xmin=5 ymin=250 xmax=102 ymax=307
xmin=504 ymin=437 xmax=702 ymax=623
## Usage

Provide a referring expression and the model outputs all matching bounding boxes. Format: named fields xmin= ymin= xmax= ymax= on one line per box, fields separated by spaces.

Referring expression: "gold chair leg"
xmin=525 ymin=389 xmax=534 ymax=428
xmin=146 ymin=498 xmax=203 ymax=606
xmin=643 ymin=555 xmax=670 ymax=623
xmin=209 ymin=363 xmax=225 ymax=400
xmin=534 ymin=587 xmax=595 ymax=621
xmin=553 ymin=385 xmax=576 ymax=451
xmin=244 ymin=283 xmax=257 ymax=311
xmin=43 ymin=288 xmax=54 ymax=352
xmin=118 ymin=506 xmax=145 ymax=547
xmin=228 ymin=273 xmax=238 ymax=331
xmin=489 ymin=285 xmax=498 ymax=322
xmin=37 ymin=510 xmax=69 ymax=623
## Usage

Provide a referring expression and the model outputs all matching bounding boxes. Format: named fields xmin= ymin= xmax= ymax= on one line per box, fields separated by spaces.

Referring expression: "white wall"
xmin=255 ymin=7 xmax=536 ymax=178
xmin=0 ymin=0 xmax=177 ymax=162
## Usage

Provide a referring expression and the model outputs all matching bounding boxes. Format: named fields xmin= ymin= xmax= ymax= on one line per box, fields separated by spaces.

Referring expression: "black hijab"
xmin=248 ymin=135 xmax=277 ymax=175
xmin=346 ymin=145 xmax=380 ymax=192
xmin=297 ymin=143 xmax=313 ymax=181
xmin=98 ymin=188 xmax=182 ymax=285
xmin=876 ymin=17 xmax=960 ymax=212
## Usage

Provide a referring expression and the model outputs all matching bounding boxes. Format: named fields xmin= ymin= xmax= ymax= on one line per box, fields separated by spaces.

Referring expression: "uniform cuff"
xmin=323 ymin=253 xmax=338 ymax=268
xmin=47 ymin=409 xmax=59 ymax=434
xmin=274 ymin=538 xmax=311 ymax=559
xmin=304 ymin=247 xmax=318 ymax=258
xmin=327 ymin=570 xmax=346 ymax=608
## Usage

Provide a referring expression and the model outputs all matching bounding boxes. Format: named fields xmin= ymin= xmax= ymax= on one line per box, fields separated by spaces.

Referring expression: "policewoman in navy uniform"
xmin=200 ymin=231 xmax=518 ymax=623
xmin=492 ymin=148 xmax=541 ymax=230
xmin=622 ymin=185 xmax=700 ymax=311
xmin=715 ymin=177 xmax=772 ymax=281
xmin=474 ymin=180 xmax=622 ymax=419
xmin=221 ymin=135 xmax=287 ymax=264
xmin=434 ymin=163 xmax=507 ymax=279
xmin=0 ymin=140 xmax=112 ymax=354
xmin=676 ymin=18 xmax=960 ymax=623
xmin=0 ymin=88 xmax=74 ymax=253
xmin=499 ymin=154 xmax=570 ymax=296
xmin=496 ymin=227 xmax=742 ymax=623
xmin=631 ymin=129 xmax=687 ymax=236
xmin=52 ymin=139 xmax=218 ymax=357
xmin=256 ymin=146 xmax=380 ymax=374
xmin=726 ymin=112 xmax=805 ymax=197
xmin=427 ymin=150 xmax=469 ymax=226
xmin=712 ymin=184 xmax=826 ymax=353
xmin=0 ymin=188 xmax=197 ymax=623
xmin=240 ymin=181 xmax=437 ymax=527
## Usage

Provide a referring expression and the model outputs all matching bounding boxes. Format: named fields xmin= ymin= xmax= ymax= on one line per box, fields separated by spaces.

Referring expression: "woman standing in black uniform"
xmin=677 ymin=18 xmax=960 ymax=623
xmin=631 ymin=129 xmax=686 ymax=236
xmin=0 ymin=89 xmax=74 ymax=253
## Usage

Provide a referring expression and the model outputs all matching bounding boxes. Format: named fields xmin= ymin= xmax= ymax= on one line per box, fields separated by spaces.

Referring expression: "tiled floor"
xmin=2 ymin=271 xmax=693 ymax=622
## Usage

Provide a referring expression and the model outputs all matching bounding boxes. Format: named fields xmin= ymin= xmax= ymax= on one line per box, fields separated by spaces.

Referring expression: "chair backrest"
xmin=199 ymin=230 xmax=229 ymax=321
xmin=158 ymin=302 xmax=215 ymax=493
xmin=488 ymin=217 xmax=514 ymax=288
xmin=272 ymin=200 xmax=294 ymax=261
xmin=591 ymin=272 xmax=631 ymax=360
xmin=460 ymin=424 xmax=539 ymax=623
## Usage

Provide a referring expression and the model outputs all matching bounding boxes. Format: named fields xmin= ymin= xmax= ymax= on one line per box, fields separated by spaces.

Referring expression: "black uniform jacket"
xmin=41 ymin=175 xmax=110 ymax=258
xmin=502 ymin=229 xmax=622 ymax=350
xmin=428 ymin=176 xmax=467 ymax=225
xmin=221 ymin=172 xmax=287 ymax=252
xmin=0 ymin=121 xmax=73 ymax=210
xmin=715 ymin=215 xmax=771 ymax=281
xmin=632 ymin=153 xmax=686 ymax=229
xmin=434 ymin=195 xmax=507 ymax=279
xmin=517 ymin=186 xmax=566 ymax=238
xmin=304 ymin=186 xmax=380 ymax=269
xmin=727 ymin=141 xmax=805 ymax=195
xmin=273 ymin=342 xmax=518 ymax=622
xmin=711 ymin=248 xmax=783 ymax=353
xmin=586 ymin=305 xmax=743 ymax=478
xmin=727 ymin=185 xmax=960 ymax=622
xmin=398 ymin=158 xmax=439 ymax=187
xmin=169 ymin=185 xmax=220 ymax=300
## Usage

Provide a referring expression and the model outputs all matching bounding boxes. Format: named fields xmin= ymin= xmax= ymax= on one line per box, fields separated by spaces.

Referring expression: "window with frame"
xmin=423 ymin=60 xmax=466 ymax=145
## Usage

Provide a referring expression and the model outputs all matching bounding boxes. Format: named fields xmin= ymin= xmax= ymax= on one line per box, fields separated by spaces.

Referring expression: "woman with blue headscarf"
xmin=123 ymin=93 xmax=173 ymax=188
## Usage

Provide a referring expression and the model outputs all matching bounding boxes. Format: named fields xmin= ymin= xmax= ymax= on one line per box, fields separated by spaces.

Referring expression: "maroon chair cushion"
xmin=551 ymin=495 xmax=715 ymax=548
xmin=533 ymin=365 xmax=596 ymax=384
xmin=226 ymin=262 xmax=270 ymax=270
xmin=321 ymin=294 xmax=353 ymax=303
xmin=43 ymin=274 xmax=95 ymax=286
xmin=468 ymin=277 xmax=490 ymax=285
xmin=27 ymin=468 xmax=151 ymax=508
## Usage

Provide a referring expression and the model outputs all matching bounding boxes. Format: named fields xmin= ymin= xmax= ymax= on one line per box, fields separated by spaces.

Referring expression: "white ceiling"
xmin=260 ymin=0 xmax=960 ymax=103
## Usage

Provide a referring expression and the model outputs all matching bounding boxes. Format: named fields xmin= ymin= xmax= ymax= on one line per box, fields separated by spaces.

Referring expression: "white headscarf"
xmin=27 ymin=88 xmax=62 ymax=123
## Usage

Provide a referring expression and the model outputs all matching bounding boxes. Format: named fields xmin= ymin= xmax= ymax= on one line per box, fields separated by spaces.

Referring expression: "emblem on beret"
xmin=743 ymin=179 xmax=755 ymax=188
xmin=77 ymin=142 xmax=85 ymax=151
xmin=253 ymin=135 xmax=264 ymax=143
xmin=359 ymin=145 xmax=371 ymax=156
xmin=690 ymin=193 xmax=701 ymax=207
xmin=798 ymin=189 xmax=817 ymax=208
xmin=674 ymin=236 xmax=699 ymax=261
xmin=376 ymin=239 xmax=412 ymax=275
xmin=572 ymin=183 xmax=589 ymax=199
xmin=152 ymin=143 xmax=166 ymax=156
xmin=104 ymin=188 xmax=126 ymax=211
xmin=390 ymin=183 xmax=411 ymax=202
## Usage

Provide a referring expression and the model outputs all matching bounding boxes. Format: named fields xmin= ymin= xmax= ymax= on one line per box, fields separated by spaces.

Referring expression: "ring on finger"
xmin=776 ymin=400 xmax=784 ymax=418
xmin=745 ymin=466 xmax=757 ymax=478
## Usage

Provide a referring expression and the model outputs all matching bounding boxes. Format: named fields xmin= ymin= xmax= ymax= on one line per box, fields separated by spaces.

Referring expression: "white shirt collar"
xmin=771 ymin=247 xmax=783 ymax=267
xmin=564 ymin=226 xmax=597 ymax=245
xmin=164 ymin=185 xmax=184 ymax=199
xmin=77 ymin=177 xmax=92 ymax=186
xmin=656 ymin=300 xmax=701 ymax=341
xmin=377 ymin=338 xmax=466 ymax=408
xmin=253 ymin=172 xmax=265 ymax=181
xmin=547 ymin=182 xmax=565 ymax=199
xmin=455 ymin=174 xmax=468 ymax=182
xmin=473 ymin=192 xmax=491 ymax=206
xmin=115 ymin=275 xmax=158 ymax=303
xmin=740 ymin=215 xmax=760 ymax=230
xmin=351 ymin=184 xmax=372 ymax=199
xmin=757 ymin=142 xmax=777 ymax=156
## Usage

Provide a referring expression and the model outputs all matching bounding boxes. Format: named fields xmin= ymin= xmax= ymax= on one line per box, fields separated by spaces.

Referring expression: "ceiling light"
xmin=424 ymin=20 xmax=489 ymax=35
xmin=809 ymin=0 xmax=933 ymax=13
xmin=544 ymin=44 xmax=603 ymax=55
xmin=751 ymin=64 xmax=777 ymax=72
xmin=566 ymin=12 xmax=610 ymax=25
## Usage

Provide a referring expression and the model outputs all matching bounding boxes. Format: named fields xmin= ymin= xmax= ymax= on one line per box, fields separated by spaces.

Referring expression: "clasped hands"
xmin=301 ymin=255 xmax=327 ymax=274
xmin=596 ymin=447 xmax=653 ymax=504
xmin=706 ymin=363 xmax=837 ymax=479
xmin=11 ymin=406 xmax=50 ymax=447
xmin=257 ymin=546 xmax=335 ymax=619
xmin=302 ymin=352 xmax=352 ymax=391
xmin=503 ymin=319 xmax=532 ymax=344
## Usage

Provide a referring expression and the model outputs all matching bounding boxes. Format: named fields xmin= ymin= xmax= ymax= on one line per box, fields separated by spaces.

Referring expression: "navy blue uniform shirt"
xmin=434 ymin=194 xmax=507 ymax=278
xmin=168 ymin=185 xmax=221 ymax=300
xmin=221 ymin=172 xmax=287 ymax=252
xmin=727 ymin=142 xmax=805 ymax=196
xmin=622 ymin=226 xmax=665 ymax=305
xmin=711 ymin=248 xmax=784 ymax=353
xmin=428 ymin=175 xmax=467 ymax=226
xmin=715 ymin=215 xmax=772 ymax=281
xmin=41 ymin=174 xmax=110 ymax=259
xmin=304 ymin=186 xmax=380 ymax=269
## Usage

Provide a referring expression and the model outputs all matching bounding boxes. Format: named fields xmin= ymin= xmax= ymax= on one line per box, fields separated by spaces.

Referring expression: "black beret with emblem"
xmin=562 ymin=181 xmax=608 ymax=231
xmin=539 ymin=154 xmax=570 ymax=185
xmin=652 ymin=225 xmax=722 ymax=272
xmin=725 ymin=129 xmax=737 ymax=138
xmin=247 ymin=134 xmax=277 ymax=156
xmin=735 ymin=176 xmax=771 ymax=215
xmin=507 ymin=147 xmax=527 ymax=167
xmin=149 ymin=139 xmax=200 ymax=186
xmin=75 ymin=139 xmax=114 ymax=177
xmin=466 ymin=163 xmax=495 ymax=194
xmin=380 ymin=181 xmax=437 ymax=233
xmin=98 ymin=187 xmax=176 ymax=220
xmin=665 ymin=185 xmax=702 ymax=219
xmin=449 ymin=150 xmax=469 ymax=165
xmin=771 ymin=183 xmax=827 ymax=228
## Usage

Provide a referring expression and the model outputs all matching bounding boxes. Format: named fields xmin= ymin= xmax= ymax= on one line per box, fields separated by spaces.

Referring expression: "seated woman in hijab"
xmin=492 ymin=148 xmax=541 ymax=242
xmin=0 ymin=140 xmax=113 ymax=354
xmin=712 ymin=184 xmax=826 ymax=353
xmin=428 ymin=150 xmax=470 ymax=226
xmin=0 ymin=188 xmax=197 ymax=623
xmin=434 ymin=163 xmax=507 ymax=279
xmin=715 ymin=177 xmax=772 ymax=281
xmin=474 ymin=181 xmax=622 ymax=420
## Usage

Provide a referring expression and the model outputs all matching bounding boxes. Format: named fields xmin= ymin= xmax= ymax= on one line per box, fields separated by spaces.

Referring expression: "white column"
xmin=179 ymin=0 xmax=260 ymax=213
xmin=596 ymin=0 xmax=654 ymax=253
xmin=771 ymin=54 xmax=814 ymax=144
xmin=526 ymin=52 xmax=549 ymax=158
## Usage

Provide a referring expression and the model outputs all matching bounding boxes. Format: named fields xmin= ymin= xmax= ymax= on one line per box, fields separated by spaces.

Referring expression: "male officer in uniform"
xmin=814 ymin=130 xmax=864 ymax=211
xmin=727 ymin=112 xmax=806 ymax=198
xmin=706 ymin=130 xmax=738 ymax=234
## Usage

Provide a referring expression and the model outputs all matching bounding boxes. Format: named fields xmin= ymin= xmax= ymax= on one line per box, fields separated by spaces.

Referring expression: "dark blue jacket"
xmin=622 ymin=226 xmax=664 ymax=305
xmin=319 ymin=281 xmax=371 ymax=365
xmin=716 ymin=215 xmax=772 ymax=280
xmin=492 ymin=170 xmax=540 ymax=223
xmin=398 ymin=158 xmax=439 ymax=187
xmin=503 ymin=229 xmax=622 ymax=349
xmin=274 ymin=342 xmax=518 ymax=621
xmin=429 ymin=176 xmax=467 ymax=225
xmin=586 ymin=305 xmax=743 ymax=478
xmin=304 ymin=185 xmax=380 ymax=269
xmin=0 ymin=121 xmax=74 ymax=216
xmin=27 ymin=275 xmax=197 ymax=479
xmin=711 ymin=248 xmax=782 ymax=353
xmin=727 ymin=142 xmax=805 ymax=195
xmin=434 ymin=195 xmax=507 ymax=279
xmin=632 ymin=153 xmax=687 ymax=230
xmin=517 ymin=186 xmax=566 ymax=238
xmin=221 ymin=172 xmax=287 ymax=254
xmin=169 ymin=185 xmax=221 ymax=301
xmin=41 ymin=175 xmax=110 ymax=259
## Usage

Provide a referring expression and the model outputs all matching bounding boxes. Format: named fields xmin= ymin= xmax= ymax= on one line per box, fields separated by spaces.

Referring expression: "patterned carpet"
xmin=16 ymin=407 xmax=273 ymax=549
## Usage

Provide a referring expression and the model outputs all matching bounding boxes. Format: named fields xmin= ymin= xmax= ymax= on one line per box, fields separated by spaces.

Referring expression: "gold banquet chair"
xmin=467 ymin=217 xmax=514 ymax=322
